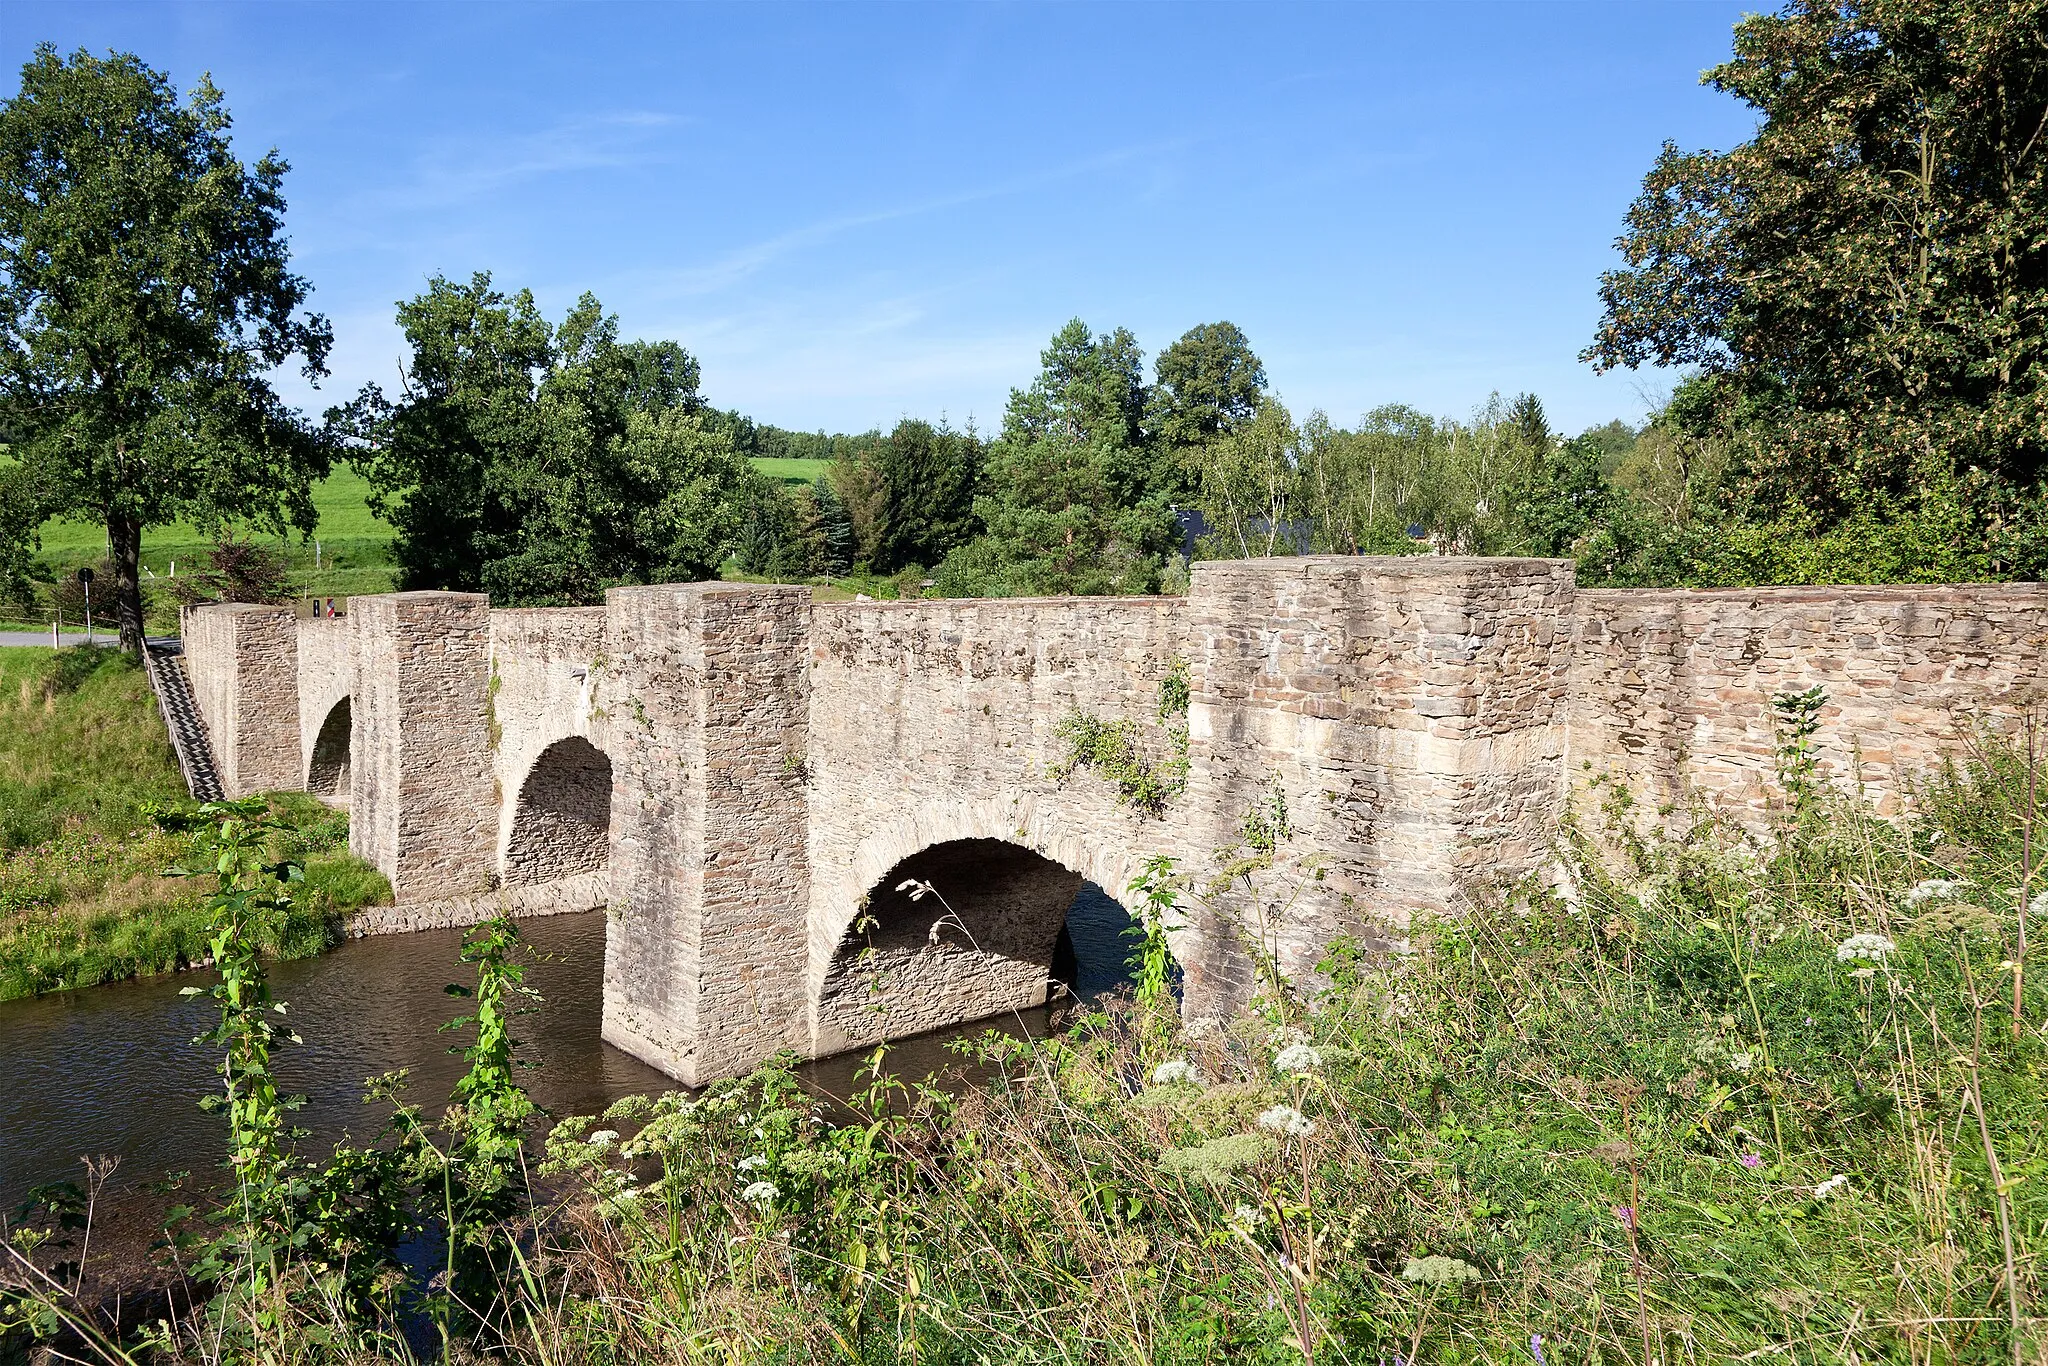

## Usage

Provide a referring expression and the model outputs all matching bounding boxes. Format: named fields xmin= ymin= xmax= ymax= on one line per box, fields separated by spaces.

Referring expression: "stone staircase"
xmin=143 ymin=641 xmax=224 ymax=802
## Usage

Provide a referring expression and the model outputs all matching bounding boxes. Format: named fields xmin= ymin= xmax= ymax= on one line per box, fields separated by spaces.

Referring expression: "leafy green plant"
xmin=1771 ymin=683 xmax=1828 ymax=815
xmin=164 ymin=798 xmax=415 ymax=1353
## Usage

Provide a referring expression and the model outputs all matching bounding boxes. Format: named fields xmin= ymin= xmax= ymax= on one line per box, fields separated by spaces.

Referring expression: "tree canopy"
xmin=1586 ymin=0 xmax=2048 ymax=573
xmin=0 ymin=45 xmax=332 ymax=651
xmin=334 ymin=274 xmax=763 ymax=604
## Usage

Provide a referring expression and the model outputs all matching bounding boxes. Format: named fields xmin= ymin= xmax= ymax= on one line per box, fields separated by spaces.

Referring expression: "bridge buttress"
xmin=599 ymin=583 xmax=813 ymax=1087
xmin=181 ymin=602 xmax=301 ymax=797
xmin=348 ymin=592 xmax=497 ymax=901
xmin=1183 ymin=556 xmax=1575 ymax=1001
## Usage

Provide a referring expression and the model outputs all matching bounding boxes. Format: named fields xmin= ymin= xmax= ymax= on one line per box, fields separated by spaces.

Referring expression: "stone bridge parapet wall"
xmin=1568 ymin=584 xmax=2048 ymax=825
xmin=178 ymin=561 xmax=2048 ymax=1086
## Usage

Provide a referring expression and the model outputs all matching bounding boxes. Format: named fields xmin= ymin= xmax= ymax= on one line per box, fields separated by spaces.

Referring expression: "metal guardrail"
xmin=143 ymin=641 xmax=224 ymax=802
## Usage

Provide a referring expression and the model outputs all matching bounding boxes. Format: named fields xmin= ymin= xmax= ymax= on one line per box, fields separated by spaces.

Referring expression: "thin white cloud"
xmin=350 ymin=110 xmax=686 ymax=215
xmin=629 ymin=140 xmax=1187 ymax=302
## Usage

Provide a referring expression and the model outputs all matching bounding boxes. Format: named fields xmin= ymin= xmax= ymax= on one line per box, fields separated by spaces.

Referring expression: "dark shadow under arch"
xmin=504 ymin=736 xmax=612 ymax=887
xmin=814 ymin=838 xmax=1144 ymax=1057
xmin=306 ymin=698 xmax=351 ymax=801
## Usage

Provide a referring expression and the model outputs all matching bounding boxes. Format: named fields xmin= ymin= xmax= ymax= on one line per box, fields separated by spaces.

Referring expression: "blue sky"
xmin=7 ymin=2 xmax=1758 ymax=438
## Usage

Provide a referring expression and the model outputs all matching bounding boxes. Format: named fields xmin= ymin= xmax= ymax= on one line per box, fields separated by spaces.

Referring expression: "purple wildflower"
xmin=1739 ymin=1151 xmax=1763 ymax=1169
xmin=1531 ymin=1333 xmax=1547 ymax=1365
xmin=1613 ymin=1204 xmax=1636 ymax=1232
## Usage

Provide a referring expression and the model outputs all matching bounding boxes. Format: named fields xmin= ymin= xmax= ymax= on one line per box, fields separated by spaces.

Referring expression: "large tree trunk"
xmin=108 ymin=511 xmax=144 ymax=658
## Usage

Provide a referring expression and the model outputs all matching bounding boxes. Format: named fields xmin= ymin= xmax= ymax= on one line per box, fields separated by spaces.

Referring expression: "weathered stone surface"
xmin=181 ymin=560 xmax=2048 ymax=1083
xmin=1569 ymin=585 xmax=2048 ymax=824
xmin=344 ymin=870 xmax=608 ymax=936
xmin=348 ymin=593 xmax=497 ymax=901
xmin=183 ymin=603 xmax=300 ymax=796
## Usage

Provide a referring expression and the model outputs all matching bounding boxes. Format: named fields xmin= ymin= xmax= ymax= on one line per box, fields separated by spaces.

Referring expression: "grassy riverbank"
xmin=9 ymin=726 xmax=2042 ymax=1364
xmin=0 ymin=647 xmax=389 ymax=998
xmin=511 ymin=766 xmax=2048 ymax=1364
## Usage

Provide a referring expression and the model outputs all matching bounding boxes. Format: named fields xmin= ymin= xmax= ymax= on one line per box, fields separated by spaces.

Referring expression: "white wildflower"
xmin=1727 ymin=1049 xmax=1757 ymax=1075
xmin=736 ymin=1154 xmax=768 ymax=1172
xmin=1151 ymin=1059 xmax=1206 ymax=1087
xmin=1902 ymin=879 xmax=1963 ymax=908
xmin=1273 ymin=1042 xmax=1324 ymax=1075
xmin=1230 ymin=1202 xmax=1265 ymax=1229
xmin=1813 ymin=1174 xmax=1850 ymax=1200
xmin=1834 ymin=933 xmax=1896 ymax=963
xmin=2030 ymin=889 xmax=2048 ymax=920
xmin=1258 ymin=1104 xmax=1316 ymax=1138
xmin=1401 ymin=1255 xmax=1482 ymax=1287
xmin=740 ymin=1180 xmax=779 ymax=1209
xmin=586 ymin=1129 xmax=620 ymax=1148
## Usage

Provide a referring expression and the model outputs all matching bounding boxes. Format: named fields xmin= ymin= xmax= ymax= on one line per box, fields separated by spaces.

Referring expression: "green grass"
xmin=749 ymin=455 xmax=830 ymax=488
xmin=484 ymin=757 xmax=2046 ymax=1365
xmin=18 ymin=458 xmax=824 ymax=629
xmin=0 ymin=647 xmax=390 ymax=998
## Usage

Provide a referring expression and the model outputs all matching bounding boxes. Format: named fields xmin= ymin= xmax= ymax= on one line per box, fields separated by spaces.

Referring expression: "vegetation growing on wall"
xmin=1052 ymin=661 xmax=1194 ymax=816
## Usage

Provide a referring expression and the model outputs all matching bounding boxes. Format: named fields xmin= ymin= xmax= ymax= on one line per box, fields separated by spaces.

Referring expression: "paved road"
xmin=0 ymin=631 xmax=180 ymax=648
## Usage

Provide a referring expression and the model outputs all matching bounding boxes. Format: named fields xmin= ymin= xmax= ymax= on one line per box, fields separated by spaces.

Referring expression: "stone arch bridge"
xmin=182 ymin=557 xmax=2048 ymax=1084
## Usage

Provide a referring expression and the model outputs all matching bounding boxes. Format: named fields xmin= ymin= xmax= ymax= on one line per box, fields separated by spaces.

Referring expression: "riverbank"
xmin=7 ymin=733 xmax=2043 ymax=1363
xmin=0 ymin=647 xmax=390 ymax=999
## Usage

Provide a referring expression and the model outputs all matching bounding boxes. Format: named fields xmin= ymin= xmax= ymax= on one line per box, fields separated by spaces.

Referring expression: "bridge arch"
xmin=502 ymin=735 xmax=613 ymax=888
xmin=305 ymin=697 xmax=351 ymax=801
xmin=807 ymin=798 xmax=1185 ymax=1056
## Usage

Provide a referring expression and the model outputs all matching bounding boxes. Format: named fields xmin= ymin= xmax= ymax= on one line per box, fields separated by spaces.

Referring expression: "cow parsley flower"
xmin=740 ymin=1180 xmax=779 ymax=1209
xmin=1151 ymin=1059 xmax=1206 ymax=1087
xmin=1400 ymin=1254 xmax=1482 ymax=1287
xmin=1258 ymin=1104 xmax=1316 ymax=1138
xmin=586 ymin=1129 xmax=620 ymax=1148
xmin=1814 ymin=1174 xmax=1850 ymax=1200
xmin=1273 ymin=1042 xmax=1323 ymax=1075
xmin=736 ymin=1154 xmax=768 ymax=1172
xmin=1903 ymin=879 xmax=1963 ymax=908
xmin=1834 ymin=933 xmax=1896 ymax=963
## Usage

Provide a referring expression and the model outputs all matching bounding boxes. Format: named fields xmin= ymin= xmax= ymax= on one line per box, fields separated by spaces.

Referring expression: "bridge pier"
xmin=348 ymin=593 xmax=497 ymax=901
xmin=598 ymin=583 xmax=814 ymax=1086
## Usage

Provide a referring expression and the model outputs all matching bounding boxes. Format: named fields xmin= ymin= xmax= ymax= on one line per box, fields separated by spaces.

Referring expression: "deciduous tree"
xmin=0 ymin=47 xmax=332 ymax=653
xmin=1586 ymin=0 xmax=2048 ymax=563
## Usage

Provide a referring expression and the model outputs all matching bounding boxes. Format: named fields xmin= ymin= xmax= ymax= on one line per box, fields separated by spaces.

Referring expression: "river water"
xmin=0 ymin=887 xmax=1138 ymax=1209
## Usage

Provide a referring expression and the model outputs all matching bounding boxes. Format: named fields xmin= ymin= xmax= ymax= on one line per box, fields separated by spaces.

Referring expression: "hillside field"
xmin=5 ymin=457 xmax=824 ymax=629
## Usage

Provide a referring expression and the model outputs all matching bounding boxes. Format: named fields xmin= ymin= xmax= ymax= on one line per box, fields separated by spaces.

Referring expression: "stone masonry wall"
xmin=1184 ymin=557 xmax=1575 ymax=1003
xmin=202 ymin=563 xmax=2048 ymax=1087
xmin=803 ymin=595 xmax=1192 ymax=1037
xmin=348 ymin=594 xmax=497 ymax=901
xmin=814 ymin=839 xmax=1083 ymax=1056
xmin=486 ymin=608 xmax=610 ymax=883
xmin=503 ymin=737 xmax=612 ymax=886
xmin=182 ymin=604 xmax=300 ymax=797
xmin=297 ymin=617 xmax=354 ymax=796
xmin=600 ymin=584 xmax=813 ymax=1086
xmin=1568 ymin=585 xmax=2048 ymax=824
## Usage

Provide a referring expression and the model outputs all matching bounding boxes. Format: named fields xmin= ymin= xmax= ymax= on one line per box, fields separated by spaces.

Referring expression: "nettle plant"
xmin=162 ymin=799 xmax=417 ymax=1348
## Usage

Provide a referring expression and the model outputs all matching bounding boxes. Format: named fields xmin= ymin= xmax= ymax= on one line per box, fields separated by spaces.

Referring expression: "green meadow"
xmin=6 ymin=457 xmax=819 ymax=630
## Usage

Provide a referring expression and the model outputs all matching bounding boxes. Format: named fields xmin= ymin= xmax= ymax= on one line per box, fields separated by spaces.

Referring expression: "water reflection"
xmin=0 ymin=884 xmax=1137 ymax=1207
